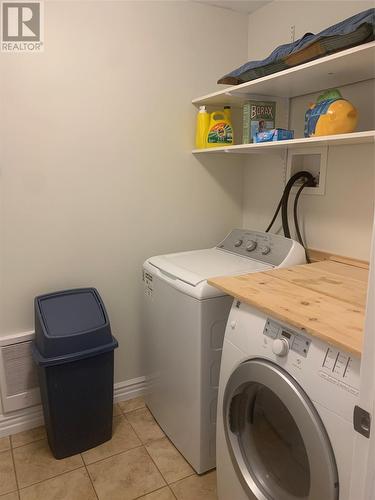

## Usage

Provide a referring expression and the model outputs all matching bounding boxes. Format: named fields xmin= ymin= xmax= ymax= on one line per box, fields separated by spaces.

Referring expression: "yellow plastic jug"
xmin=195 ymin=106 xmax=210 ymax=149
xmin=206 ymin=107 xmax=233 ymax=147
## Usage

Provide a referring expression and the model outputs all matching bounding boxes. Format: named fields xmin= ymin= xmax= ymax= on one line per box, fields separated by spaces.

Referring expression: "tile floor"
xmin=0 ymin=397 xmax=217 ymax=500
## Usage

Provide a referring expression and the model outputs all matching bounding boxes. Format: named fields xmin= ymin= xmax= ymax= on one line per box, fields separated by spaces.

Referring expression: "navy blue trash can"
xmin=32 ymin=288 xmax=118 ymax=459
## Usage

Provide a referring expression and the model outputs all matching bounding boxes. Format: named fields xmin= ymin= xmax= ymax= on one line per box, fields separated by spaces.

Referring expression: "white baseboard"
xmin=0 ymin=405 xmax=44 ymax=438
xmin=0 ymin=376 xmax=146 ymax=438
xmin=113 ymin=376 xmax=147 ymax=403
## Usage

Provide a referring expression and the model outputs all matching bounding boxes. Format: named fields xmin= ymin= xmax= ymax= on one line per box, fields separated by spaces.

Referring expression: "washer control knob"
xmin=246 ymin=240 xmax=257 ymax=252
xmin=272 ymin=338 xmax=289 ymax=357
xmin=234 ymin=239 xmax=243 ymax=247
xmin=260 ymin=245 xmax=271 ymax=255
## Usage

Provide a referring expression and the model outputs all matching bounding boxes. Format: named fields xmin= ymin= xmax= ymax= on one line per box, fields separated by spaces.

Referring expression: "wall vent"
xmin=0 ymin=333 xmax=41 ymax=413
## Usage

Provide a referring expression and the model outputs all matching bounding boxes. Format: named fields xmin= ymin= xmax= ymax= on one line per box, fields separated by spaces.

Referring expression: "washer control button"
xmin=272 ymin=338 xmax=289 ymax=357
xmin=260 ymin=245 xmax=271 ymax=255
xmin=246 ymin=240 xmax=257 ymax=252
xmin=234 ymin=239 xmax=243 ymax=247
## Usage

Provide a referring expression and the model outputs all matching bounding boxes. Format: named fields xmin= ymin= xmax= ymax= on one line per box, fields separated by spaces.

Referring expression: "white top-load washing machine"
xmin=217 ymin=301 xmax=361 ymax=500
xmin=142 ymin=229 xmax=305 ymax=474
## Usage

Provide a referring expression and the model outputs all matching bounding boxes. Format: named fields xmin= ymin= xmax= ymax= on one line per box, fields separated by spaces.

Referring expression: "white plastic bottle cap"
xmin=199 ymin=105 xmax=206 ymax=112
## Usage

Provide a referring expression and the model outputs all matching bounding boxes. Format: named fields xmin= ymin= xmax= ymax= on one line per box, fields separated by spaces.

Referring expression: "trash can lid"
xmin=38 ymin=290 xmax=106 ymax=337
xmin=32 ymin=336 xmax=118 ymax=366
xmin=34 ymin=288 xmax=115 ymax=361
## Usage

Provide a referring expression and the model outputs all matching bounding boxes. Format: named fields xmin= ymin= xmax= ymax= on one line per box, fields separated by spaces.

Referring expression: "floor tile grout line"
xmin=144 ymin=439 xmax=197 ymax=485
xmin=167 ymin=470 xmax=198 ymax=490
xmin=133 ymin=484 xmax=177 ymax=500
xmin=124 ymin=405 xmax=169 ymax=451
xmin=82 ymin=443 xmax=144 ymax=468
xmin=122 ymin=411 xmax=150 ymax=445
xmin=12 ymin=443 xmax=162 ymax=496
xmin=143 ymin=444 xmax=169 ymax=487
xmin=9 ymin=397 xmax=185 ymax=499
xmin=117 ymin=401 xmax=146 ymax=418
xmin=120 ymin=408 xmax=147 ymax=421
xmin=81 ymin=454 xmax=100 ymax=500
xmin=170 ymin=486 xmax=178 ymax=500
xmin=0 ymin=435 xmax=10 ymax=449
xmin=143 ymin=440 xmax=196 ymax=497
xmin=124 ymin=399 xmax=194 ymax=498
xmin=9 ymin=424 xmax=46 ymax=450
xmin=16 ymin=463 xmax=84 ymax=492
xmin=92 ymin=405 xmax=177 ymax=496
xmin=11 ymin=436 xmax=45 ymax=451
xmin=120 ymin=399 xmax=215 ymax=498
xmin=117 ymin=403 xmax=175 ymax=498
xmin=7 ymin=398 xmax=148 ymax=498
xmin=9 ymin=439 xmax=21 ymax=497
xmin=7 ymin=402 xmax=141 ymax=452
xmin=167 ymin=471 xmax=218 ymax=499
xmin=84 ymin=444 xmax=172 ymax=500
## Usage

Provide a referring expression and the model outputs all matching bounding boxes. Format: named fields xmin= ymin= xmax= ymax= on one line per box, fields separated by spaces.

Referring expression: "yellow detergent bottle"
xmin=195 ymin=106 xmax=210 ymax=149
xmin=223 ymin=105 xmax=232 ymax=122
xmin=206 ymin=106 xmax=233 ymax=147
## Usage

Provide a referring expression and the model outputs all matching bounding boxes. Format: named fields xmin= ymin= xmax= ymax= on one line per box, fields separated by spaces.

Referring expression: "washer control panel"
xmin=216 ymin=228 xmax=297 ymax=266
xmin=264 ymin=319 xmax=311 ymax=358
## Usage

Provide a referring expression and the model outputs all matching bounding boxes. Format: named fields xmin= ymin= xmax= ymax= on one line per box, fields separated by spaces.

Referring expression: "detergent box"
xmin=255 ymin=128 xmax=294 ymax=143
xmin=242 ymin=100 xmax=276 ymax=143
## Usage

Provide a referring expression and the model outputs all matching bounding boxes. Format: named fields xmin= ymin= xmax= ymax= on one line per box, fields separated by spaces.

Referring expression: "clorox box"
xmin=243 ymin=100 xmax=276 ymax=143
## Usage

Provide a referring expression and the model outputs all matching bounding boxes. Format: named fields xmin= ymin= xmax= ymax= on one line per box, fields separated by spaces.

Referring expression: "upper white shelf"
xmin=192 ymin=42 xmax=375 ymax=107
xmin=192 ymin=131 xmax=375 ymax=155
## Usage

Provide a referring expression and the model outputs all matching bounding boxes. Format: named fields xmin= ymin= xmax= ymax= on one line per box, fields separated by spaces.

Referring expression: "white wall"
xmin=243 ymin=0 xmax=375 ymax=259
xmin=0 ymin=1 xmax=248 ymax=384
xmin=1 ymin=0 xmax=374 ymax=402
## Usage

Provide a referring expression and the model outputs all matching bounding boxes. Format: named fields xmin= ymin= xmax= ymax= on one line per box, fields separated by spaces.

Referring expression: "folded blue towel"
xmin=218 ymin=9 xmax=375 ymax=84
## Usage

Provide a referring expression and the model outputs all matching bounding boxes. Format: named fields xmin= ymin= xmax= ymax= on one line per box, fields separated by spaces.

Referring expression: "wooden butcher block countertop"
xmin=208 ymin=259 xmax=369 ymax=357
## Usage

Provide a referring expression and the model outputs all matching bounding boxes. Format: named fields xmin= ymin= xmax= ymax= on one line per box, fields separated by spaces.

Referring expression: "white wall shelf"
xmin=192 ymin=42 xmax=375 ymax=107
xmin=192 ymin=131 xmax=375 ymax=155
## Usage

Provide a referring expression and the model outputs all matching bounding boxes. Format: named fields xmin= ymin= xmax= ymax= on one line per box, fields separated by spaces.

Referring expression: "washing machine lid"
xmin=147 ymin=248 xmax=272 ymax=287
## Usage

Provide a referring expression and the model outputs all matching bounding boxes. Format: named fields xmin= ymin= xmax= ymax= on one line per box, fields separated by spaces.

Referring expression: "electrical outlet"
xmin=290 ymin=25 xmax=296 ymax=42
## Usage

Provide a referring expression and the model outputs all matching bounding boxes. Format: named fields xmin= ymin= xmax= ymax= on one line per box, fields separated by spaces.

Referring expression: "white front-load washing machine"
xmin=142 ymin=229 xmax=305 ymax=474
xmin=217 ymin=301 xmax=361 ymax=500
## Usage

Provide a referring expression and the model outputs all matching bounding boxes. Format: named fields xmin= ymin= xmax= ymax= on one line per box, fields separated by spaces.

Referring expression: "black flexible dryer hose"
xmin=266 ymin=171 xmax=315 ymax=235
xmin=265 ymin=197 xmax=283 ymax=233
xmin=294 ymin=179 xmax=315 ymax=263
xmin=281 ymin=171 xmax=315 ymax=238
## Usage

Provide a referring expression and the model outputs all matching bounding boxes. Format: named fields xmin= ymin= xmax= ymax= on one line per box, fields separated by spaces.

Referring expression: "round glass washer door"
xmin=223 ymin=359 xmax=339 ymax=500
